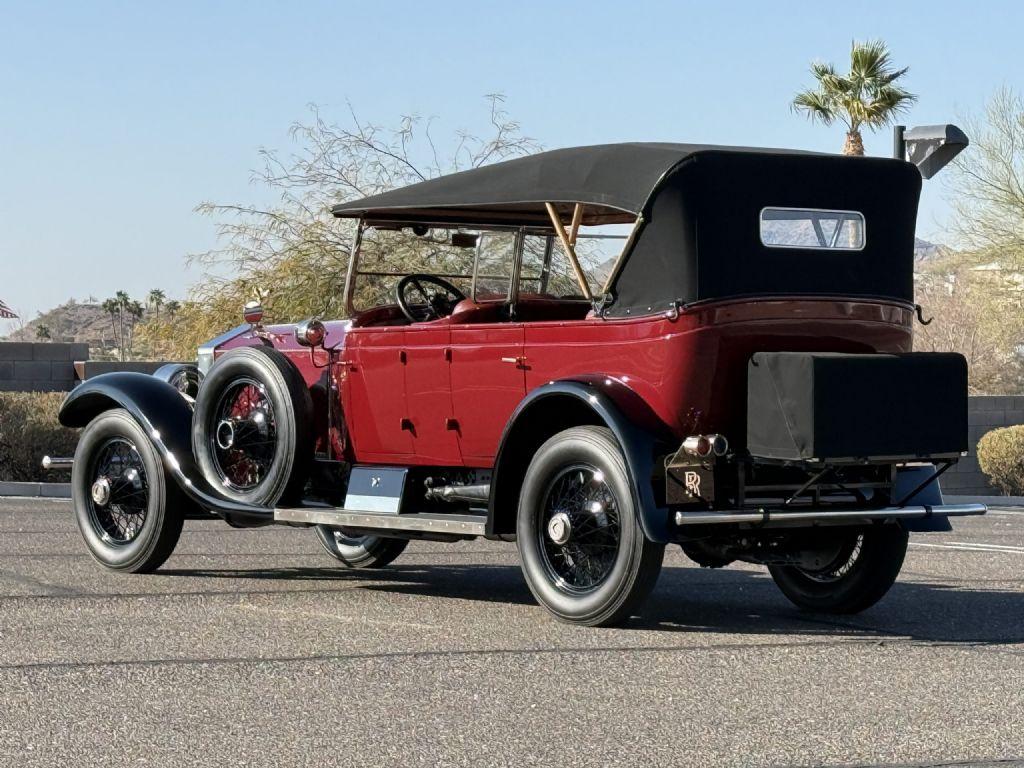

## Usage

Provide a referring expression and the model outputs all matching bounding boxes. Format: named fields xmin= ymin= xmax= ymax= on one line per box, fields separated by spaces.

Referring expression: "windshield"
xmin=350 ymin=225 xmax=627 ymax=312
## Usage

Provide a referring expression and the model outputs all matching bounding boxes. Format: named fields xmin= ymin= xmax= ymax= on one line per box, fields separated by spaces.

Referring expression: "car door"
xmin=449 ymin=322 xmax=526 ymax=465
xmin=403 ymin=323 xmax=462 ymax=465
xmin=341 ymin=327 xmax=413 ymax=461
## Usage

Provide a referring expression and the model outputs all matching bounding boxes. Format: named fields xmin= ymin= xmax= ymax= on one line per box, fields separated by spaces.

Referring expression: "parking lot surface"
xmin=0 ymin=498 xmax=1022 ymax=767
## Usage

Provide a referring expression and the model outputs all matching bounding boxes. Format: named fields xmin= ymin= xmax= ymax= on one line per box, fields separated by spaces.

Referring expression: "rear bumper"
xmin=675 ymin=502 xmax=986 ymax=527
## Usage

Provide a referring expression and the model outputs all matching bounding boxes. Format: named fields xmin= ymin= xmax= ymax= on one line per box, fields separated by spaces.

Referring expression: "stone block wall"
xmin=0 ymin=342 xmax=89 ymax=392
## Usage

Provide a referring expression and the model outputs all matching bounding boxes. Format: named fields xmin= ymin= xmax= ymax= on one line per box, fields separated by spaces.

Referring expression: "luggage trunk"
xmin=746 ymin=352 xmax=968 ymax=462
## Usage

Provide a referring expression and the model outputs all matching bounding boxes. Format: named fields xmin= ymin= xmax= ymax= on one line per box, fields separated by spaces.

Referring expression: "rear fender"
xmin=489 ymin=377 xmax=674 ymax=543
xmin=894 ymin=464 xmax=953 ymax=533
xmin=59 ymin=373 xmax=273 ymax=524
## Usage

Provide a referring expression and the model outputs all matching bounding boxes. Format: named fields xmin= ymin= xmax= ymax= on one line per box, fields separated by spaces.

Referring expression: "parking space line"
xmin=911 ymin=541 xmax=1024 ymax=555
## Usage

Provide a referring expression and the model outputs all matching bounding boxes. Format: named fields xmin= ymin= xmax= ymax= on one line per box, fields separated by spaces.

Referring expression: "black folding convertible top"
xmin=331 ymin=142 xmax=820 ymax=225
xmin=333 ymin=143 xmax=923 ymax=314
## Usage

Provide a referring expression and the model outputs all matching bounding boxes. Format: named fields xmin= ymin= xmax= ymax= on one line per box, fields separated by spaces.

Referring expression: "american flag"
xmin=0 ymin=298 xmax=17 ymax=319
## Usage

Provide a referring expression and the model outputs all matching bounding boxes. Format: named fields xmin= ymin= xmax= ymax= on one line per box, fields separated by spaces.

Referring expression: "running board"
xmin=675 ymin=503 xmax=987 ymax=527
xmin=274 ymin=507 xmax=487 ymax=536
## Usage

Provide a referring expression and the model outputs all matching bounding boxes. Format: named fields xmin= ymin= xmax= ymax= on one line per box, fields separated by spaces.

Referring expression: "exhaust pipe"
xmin=681 ymin=434 xmax=729 ymax=458
xmin=41 ymin=456 xmax=74 ymax=471
xmin=424 ymin=483 xmax=490 ymax=505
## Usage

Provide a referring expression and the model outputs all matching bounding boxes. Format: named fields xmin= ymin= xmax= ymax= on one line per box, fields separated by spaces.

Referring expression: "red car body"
xmin=224 ymin=297 xmax=913 ymax=468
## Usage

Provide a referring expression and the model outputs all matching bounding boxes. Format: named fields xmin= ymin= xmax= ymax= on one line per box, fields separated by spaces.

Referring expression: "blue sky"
xmin=2 ymin=0 xmax=1022 ymax=328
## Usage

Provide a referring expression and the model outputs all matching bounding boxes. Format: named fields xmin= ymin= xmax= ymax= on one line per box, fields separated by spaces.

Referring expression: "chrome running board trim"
xmin=674 ymin=503 xmax=987 ymax=526
xmin=274 ymin=507 xmax=487 ymax=536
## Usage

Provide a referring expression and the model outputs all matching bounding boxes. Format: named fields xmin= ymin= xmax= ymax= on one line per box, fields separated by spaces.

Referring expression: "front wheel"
xmin=768 ymin=525 xmax=909 ymax=614
xmin=516 ymin=426 xmax=664 ymax=627
xmin=314 ymin=527 xmax=408 ymax=568
xmin=72 ymin=409 xmax=184 ymax=573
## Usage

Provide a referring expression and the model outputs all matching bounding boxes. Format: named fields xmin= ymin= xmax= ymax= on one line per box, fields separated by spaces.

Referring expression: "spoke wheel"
xmin=768 ymin=525 xmax=908 ymax=614
xmin=210 ymin=377 xmax=278 ymax=491
xmin=314 ymin=527 xmax=409 ymax=568
xmin=192 ymin=346 xmax=313 ymax=506
xmin=85 ymin=437 xmax=150 ymax=545
xmin=537 ymin=464 xmax=621 ymax=595
xmin=72 ymin=409 xmax=184 ymax=573
xmin=797 ymin=534 xmax=863 ymax=583
xmin=516 ymin=426 xmax=663 ymax=627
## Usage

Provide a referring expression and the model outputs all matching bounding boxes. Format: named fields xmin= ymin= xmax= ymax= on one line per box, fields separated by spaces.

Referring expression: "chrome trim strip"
xmin=196 ymin=324 xmax=250 ymax=376
xmin=674 ymin=503 xmax=987 ymax=526
xmin=274 ymin=507 xmax=486 ymax=535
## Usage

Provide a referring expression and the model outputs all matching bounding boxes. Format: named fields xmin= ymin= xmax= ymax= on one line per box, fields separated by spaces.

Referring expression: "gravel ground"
xmin=0 ymin=498 xmax=1022 ymax=768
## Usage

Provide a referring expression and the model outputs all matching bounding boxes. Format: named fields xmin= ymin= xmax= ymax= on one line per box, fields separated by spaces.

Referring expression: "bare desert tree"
xmin=948 ymin=88 xmax=1024 ymax=268
xmin=915 ymin=252 xmax=1024 ymax=394
xmin=141 ymin=95 xmax=539 ymax=358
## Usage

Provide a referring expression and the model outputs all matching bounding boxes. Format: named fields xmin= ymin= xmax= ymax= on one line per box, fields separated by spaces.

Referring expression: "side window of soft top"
xmin=520 ymin=230 xmax=627 ymax=299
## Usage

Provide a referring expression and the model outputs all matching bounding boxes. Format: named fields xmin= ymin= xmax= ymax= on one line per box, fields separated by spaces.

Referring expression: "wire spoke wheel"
xmin=797 ymin=534 xmax=864 ymax=583
xmin=537 ymin=464 xmax=622 ymax=595
xmin=85 ymin=437 xmax=149 ymax=545
xmin=210 ymin=377 xmax=278 ymax=490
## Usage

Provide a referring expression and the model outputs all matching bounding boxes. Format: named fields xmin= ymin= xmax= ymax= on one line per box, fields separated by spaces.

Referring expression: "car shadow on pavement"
xmin=159 ymin=561 xmax=1024 ymax=647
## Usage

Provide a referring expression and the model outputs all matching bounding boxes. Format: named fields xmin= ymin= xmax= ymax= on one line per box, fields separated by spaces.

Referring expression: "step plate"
xmin=274 ymin=507 xmax=486 ymax=536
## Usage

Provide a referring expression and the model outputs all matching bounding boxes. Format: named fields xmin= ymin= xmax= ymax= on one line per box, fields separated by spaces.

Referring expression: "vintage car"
xmin=52 ymin=141 xmax=986 ymax=626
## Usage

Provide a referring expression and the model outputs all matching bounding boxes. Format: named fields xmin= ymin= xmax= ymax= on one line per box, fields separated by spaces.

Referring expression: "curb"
xmin=946 ymin=494 xmax=1024 ymax=507
xmin=0 ymin=481 xmax=71 ymax=499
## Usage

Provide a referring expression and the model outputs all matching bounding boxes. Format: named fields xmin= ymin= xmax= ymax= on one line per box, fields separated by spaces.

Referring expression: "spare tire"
xmin=192 ymin=345 xmax=313 ymax=506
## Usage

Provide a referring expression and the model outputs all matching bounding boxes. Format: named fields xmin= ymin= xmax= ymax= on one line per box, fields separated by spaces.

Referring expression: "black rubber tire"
xmin=516 ymin=426 xmax=664 ymax=627
xmin=192 ymin=345 xmax=313 ymax=506
xmin=72 ymin=409 xmax=184 ymax=573
xmin=314 ymin=527 xmax=409 ymax=568
xmin=768 ymin=525 xmax=909 ymax=614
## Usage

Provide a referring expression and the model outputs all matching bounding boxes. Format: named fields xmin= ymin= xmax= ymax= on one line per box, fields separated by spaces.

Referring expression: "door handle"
xmin=501 ymin=356 xmax=526 ymax=367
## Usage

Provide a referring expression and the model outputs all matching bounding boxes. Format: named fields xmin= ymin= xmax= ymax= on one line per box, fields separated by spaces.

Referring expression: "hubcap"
xmin=547 ymin=512 xmax=572 ymax=545
xmin=537 ymin=464 xmax=622 ymax=595
xmin=215 ymin=419 xmax=235 ymax=450
xmin=90 ymin=477 xmax=111 ymax=506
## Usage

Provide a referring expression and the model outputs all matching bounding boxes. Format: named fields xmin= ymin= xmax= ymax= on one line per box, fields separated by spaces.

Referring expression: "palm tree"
xmin=165 ymin=300 xmax=181 ymax=317
xmin=792 ymin=40 xmax=916 ymax=156
xmin=101 ymin=298 xmax=119 ymax=351
xmin=147 ymin=288 xmax=165 ymax=320
xmin=125 ymin=300 xmax=144 ymax=359
xmin=114 ymin=291 xmax=130 ymax=360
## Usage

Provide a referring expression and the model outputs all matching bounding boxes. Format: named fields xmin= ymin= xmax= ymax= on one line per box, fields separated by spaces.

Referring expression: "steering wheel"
xmin=395 ymin=274 xmax=467 ymax=322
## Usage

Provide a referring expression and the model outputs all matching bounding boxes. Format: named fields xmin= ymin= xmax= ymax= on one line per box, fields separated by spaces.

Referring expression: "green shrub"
xmin=0 ymin=392 xmax=79 ymax=482
xmin=977 ymin=425 xmax=1024 ymax=496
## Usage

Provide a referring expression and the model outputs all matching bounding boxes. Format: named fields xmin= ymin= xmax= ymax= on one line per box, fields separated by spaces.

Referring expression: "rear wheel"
xmin=516 ymin=426 xmax=664 ymax=627
xmin=72 ymin=409 xmax=183 ymax=572
xmin=768 ymin=525 xmax=908 ymax=614
xmin=314 ymin=527 xmax=408 ymax=568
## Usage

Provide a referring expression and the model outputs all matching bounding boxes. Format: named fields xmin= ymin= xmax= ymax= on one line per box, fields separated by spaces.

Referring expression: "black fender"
xmin=152 ymin=362 xmax=203 ymax=398
xmin=59 ymin=373 xmax=273 ymax=525
xmin=894 ymin=464 xmax=953 ymax=533
xmin=488 ymin=377 xmax=675 ymax=543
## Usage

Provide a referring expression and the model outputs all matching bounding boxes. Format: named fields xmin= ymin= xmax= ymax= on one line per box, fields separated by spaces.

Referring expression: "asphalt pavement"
xmin=1 ymin=498 xmax=1022 ymax=767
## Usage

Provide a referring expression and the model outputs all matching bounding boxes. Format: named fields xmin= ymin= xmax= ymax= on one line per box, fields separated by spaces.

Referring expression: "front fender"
xmin=490 ymin=377 xmax=675 ymax=543
xmin=60 ymin=373 xmax=273 ymax=524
